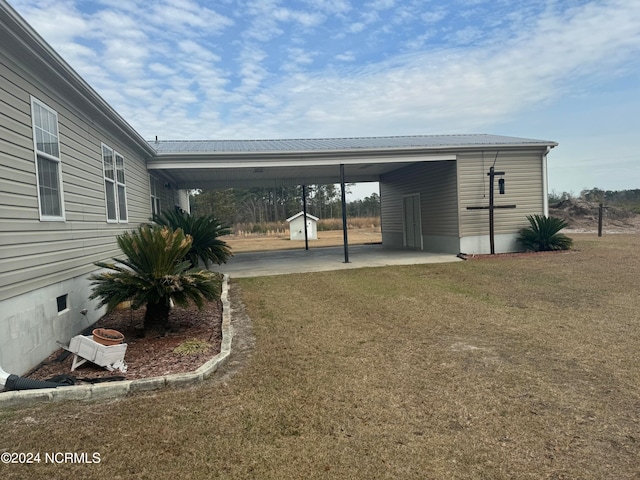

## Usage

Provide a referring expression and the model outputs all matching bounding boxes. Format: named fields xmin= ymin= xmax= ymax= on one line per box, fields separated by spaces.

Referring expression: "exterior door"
xmin=403 ymin=194 xmax=421 ymax=249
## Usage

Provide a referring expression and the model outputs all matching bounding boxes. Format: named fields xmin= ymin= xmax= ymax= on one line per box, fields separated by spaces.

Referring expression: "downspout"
xmin=542 ymin=146 xmax=550 ymax=217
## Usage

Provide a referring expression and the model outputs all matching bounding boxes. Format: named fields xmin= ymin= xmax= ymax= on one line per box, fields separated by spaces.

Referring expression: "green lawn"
xmin=2 ymin=234 xmax=639 ymax=479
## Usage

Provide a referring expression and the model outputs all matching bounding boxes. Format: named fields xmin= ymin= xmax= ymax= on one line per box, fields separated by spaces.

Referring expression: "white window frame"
xmin=115 ymin=151 xmax=128 ymax=222
xmin=101 ymin=143 xmax=128 ymax=223
xmin=150 ymin=175 xmax=161 ymax=216
xmin=31 ymin=97 xmax=65 ymax=221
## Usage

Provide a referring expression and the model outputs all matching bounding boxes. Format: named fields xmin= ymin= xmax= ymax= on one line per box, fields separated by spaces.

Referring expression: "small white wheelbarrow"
xmin=59 ymin=335 xmax=128 ymax=373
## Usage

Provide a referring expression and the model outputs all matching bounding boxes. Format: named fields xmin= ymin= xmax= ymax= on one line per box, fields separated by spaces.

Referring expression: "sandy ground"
xmin=550 ymin=203 xmax=640 ymax=234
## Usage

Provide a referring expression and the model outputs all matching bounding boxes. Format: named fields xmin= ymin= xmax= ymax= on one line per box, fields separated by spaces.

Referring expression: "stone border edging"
xmin=0 ymin=274 xmax=232 ymax=408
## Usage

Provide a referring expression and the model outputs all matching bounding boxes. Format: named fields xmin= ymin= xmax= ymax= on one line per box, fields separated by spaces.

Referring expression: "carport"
xmin=147 ymin=135 xmax=457 ymax=262
xmin=147 ymin=134 xmax=556 ymax=259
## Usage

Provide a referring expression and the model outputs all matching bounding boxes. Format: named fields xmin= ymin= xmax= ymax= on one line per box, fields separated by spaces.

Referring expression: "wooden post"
xmin=487 ymin=167 xmax=505 ymax=254
xmin=598 ymin=203 xmax=603 ymax=237
xmin=488 ymin=167 xmax=495 ymax=254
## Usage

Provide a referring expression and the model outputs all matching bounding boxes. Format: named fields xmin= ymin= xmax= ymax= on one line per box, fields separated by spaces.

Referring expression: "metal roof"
xmin=147 ymin=134 xmax=557 ymax=189
xmin=149 ymin=134 xmax=557 ymax=154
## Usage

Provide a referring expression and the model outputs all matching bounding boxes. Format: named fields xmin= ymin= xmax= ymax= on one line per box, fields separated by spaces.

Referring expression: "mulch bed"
xmin=26 ymin=300 xmax=223 ymax=383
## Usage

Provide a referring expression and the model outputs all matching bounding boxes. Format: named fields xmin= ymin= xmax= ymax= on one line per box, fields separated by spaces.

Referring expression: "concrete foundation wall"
xmin=459 ymin=233 xmax=521 ymax=255
xmin=0 ymin=271 xmax=105 ymax=376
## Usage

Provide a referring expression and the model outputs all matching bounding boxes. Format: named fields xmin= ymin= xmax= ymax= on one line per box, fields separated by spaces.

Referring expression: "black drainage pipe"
xmin=4 ymin=374 xmax=63 ymax=391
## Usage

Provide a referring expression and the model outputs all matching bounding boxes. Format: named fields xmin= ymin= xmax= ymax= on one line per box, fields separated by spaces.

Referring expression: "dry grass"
xmin=226 ymin=226 xmax=382 ymax=253
xmin=2 ymin=234 xmax=640 ymax=479
xmin=232 ymin=216 xmax=381 ymax=236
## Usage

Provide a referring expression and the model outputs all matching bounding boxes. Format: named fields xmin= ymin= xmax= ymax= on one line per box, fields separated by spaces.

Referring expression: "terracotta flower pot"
xmin=92 ymin=328 xmax=124 ymax=346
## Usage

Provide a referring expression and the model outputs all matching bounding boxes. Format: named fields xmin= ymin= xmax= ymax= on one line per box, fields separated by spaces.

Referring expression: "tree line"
xmin=190 ymin=186 xmax=381 ymax=226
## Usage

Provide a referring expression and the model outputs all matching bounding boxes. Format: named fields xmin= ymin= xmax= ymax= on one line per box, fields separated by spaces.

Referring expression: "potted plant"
xmin=92 ymin=328 xmax=125 ymax=346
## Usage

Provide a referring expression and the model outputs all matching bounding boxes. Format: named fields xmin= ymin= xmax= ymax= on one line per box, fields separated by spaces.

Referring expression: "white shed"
xmin=286 ymin=212 xmax=319 ymax=241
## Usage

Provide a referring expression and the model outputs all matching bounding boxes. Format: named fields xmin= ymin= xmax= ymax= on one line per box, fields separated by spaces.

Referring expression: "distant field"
xmin=225 ymin=226 xmax=382 ymax=252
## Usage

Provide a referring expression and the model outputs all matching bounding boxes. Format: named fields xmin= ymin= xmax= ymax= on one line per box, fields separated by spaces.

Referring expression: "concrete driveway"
xmin=216 ymin=244 xmax=461 ymax=278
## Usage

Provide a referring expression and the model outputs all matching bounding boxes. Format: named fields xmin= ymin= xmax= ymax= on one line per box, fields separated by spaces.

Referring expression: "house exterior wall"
xmin=457 ymin=148 xmax=547 ymax=253
xmin=0 ymin=24 xmax=173 ymax=374
xmin=380 ymin=160 xmax=460 ymax=253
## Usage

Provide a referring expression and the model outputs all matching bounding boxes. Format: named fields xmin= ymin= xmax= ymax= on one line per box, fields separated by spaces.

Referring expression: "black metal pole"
xmin=488 ymin=167 xmax=495 ymax=254
xmin=302 ymin=184 xmax=309 ymax=251
xmin=340 ymin=164 xmax=350 ymax=263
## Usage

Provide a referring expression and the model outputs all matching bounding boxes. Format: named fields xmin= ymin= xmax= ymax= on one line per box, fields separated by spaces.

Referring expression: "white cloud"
xmin=368 ymin=0 xmax=395 ymax=11
xmin=347 ymin=22 xmax=366 ymax=33
xmin=9 ymin=0 xmax=640 ymax=154
xmin=272 ymin=7 xmax=325 ymax=27
xmin=302 ymin=0 xmax=351 ymax=15
xmin=149 ymin=0 xmax=233 ymax=32
xmin=217 ymin=0 xmax=640 ymax=139
xmin=335 ymin=51 xmax=356 ymax=62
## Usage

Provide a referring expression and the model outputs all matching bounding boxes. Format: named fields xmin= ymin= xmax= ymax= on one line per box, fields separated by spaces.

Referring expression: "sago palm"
xmin=518 ymin=214 xmax=573 ymax=252
xmin=153 ymin=210 xmax=232 ymax=267
xmin=89 ymin=225 xmax=221 ymax=333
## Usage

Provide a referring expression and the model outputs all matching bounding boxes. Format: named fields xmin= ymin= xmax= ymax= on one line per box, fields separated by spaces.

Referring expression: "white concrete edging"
xmin=0 ymin=274 xmax=233 ymax=407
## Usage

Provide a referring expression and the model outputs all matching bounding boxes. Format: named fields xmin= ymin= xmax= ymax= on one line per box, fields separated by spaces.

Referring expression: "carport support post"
xmin=302 ymin=185 xmax=309 ymax=250
xmin=340 ymin=164 xmax=350 ymax=263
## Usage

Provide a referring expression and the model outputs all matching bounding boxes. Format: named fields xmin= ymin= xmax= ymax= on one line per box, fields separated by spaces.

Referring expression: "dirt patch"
xmin=26 ymin=299 xmax=223 ymax=383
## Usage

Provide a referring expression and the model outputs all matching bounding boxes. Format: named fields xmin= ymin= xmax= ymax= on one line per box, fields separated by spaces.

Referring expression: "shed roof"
xmin=286 ymin=212 xmax=320 ymax=223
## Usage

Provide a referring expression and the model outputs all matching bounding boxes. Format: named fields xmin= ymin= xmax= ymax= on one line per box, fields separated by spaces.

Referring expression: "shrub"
xmin=518 ymin=215 xmax=573 ymax=252
xmin=89 ymin=225 xmax=221 ymax=334
xmin=153 ymin=210 xmax=232 ymax=267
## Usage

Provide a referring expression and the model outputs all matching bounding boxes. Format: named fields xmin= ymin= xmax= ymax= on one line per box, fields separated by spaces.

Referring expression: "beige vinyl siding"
xmin=380 ymin=160 xmax=459 ymax=238
xmin=457 ymin=149 xmax=545 ymax=237
xmin=0 ymin=49 xmax=155 ymax=302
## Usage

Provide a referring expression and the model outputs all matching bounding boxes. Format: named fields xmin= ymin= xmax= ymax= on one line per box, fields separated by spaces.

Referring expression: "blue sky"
xmin=9 ymin=0 xmax=640 ymax=198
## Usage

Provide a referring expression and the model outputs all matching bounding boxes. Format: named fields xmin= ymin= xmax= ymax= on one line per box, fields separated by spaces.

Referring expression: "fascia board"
xmin=147 ymin=153 xmax=458 ymax=170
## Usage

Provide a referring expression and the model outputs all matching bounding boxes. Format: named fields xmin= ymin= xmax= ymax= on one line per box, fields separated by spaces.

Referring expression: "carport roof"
xmin=146 ymin=134 xmax=557 ymax=189
xmin=149 ymin=134 xmax=556 ymax=154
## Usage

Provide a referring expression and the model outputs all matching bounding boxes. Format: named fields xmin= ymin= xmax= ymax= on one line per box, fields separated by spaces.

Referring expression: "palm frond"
xmin=153 ymin=210 xmax=233 ymax=267
xmin=89 ymin=225 xmax=222 ymax=330
xmin=517 ymin=215 xmax=573 ymax=252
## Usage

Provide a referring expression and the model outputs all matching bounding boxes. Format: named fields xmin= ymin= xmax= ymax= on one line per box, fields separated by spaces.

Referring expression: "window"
xmin=31 ymin=98 xmax=64 ymax=220
xmin=102 ymin=144 xmax=128 ymax=222
xmin=56 ymin=294 xmax=68 ymax=313
xmin=150 ymin=175 xmax=161 ymax=216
